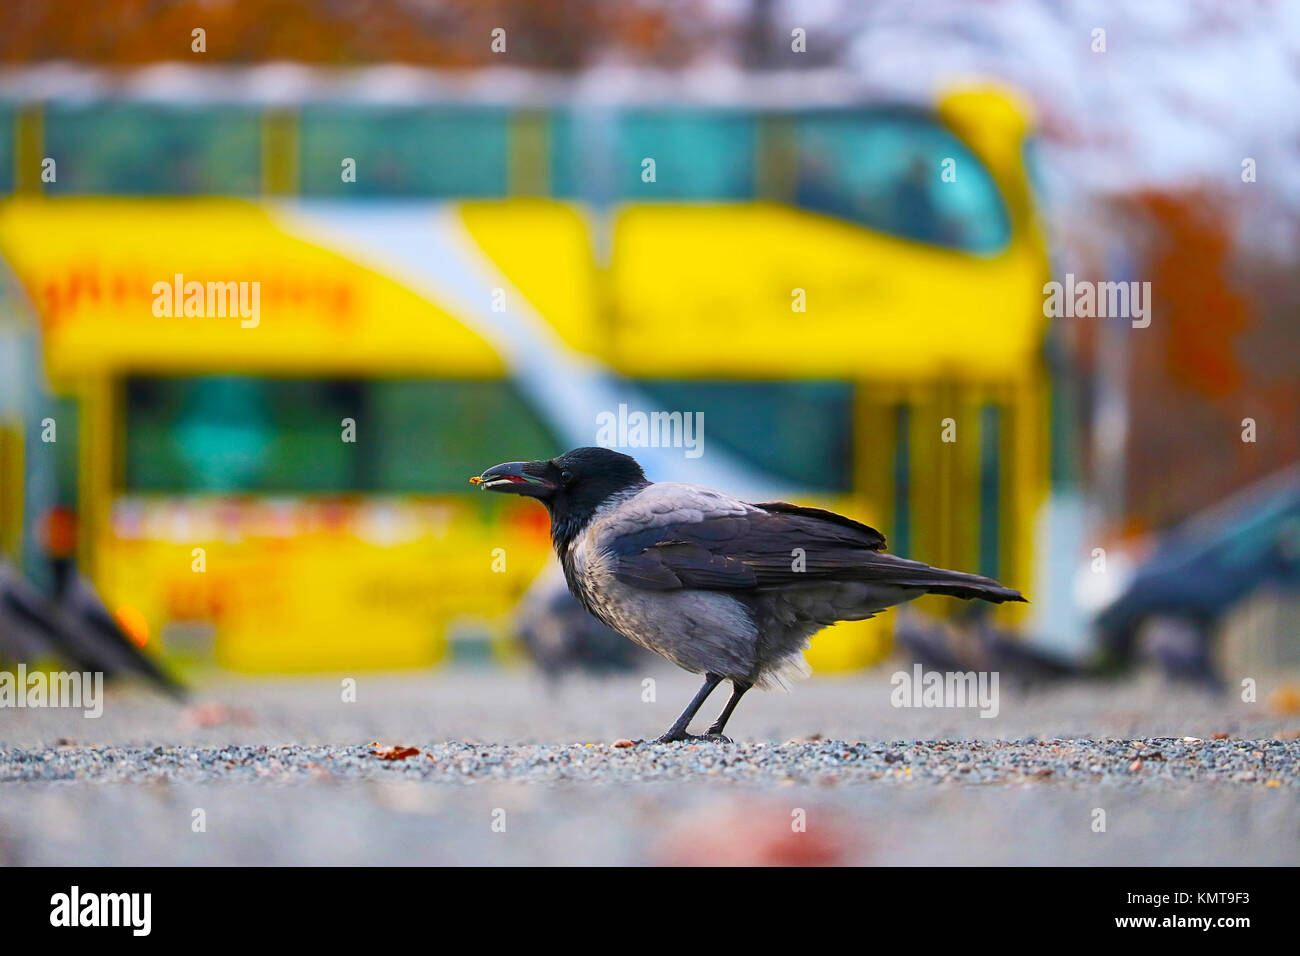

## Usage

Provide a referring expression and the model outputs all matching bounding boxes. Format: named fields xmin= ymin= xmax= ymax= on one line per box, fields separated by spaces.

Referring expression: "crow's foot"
xmin=645 ymin=731 xmax=732 ymax=745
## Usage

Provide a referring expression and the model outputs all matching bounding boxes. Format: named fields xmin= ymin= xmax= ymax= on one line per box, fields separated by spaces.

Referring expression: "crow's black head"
xmin=475 ymin=447 xmax=649 ymax=547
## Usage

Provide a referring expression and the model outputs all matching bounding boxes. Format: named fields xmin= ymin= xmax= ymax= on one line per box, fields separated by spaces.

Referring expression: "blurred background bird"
xmin=0 ymin=555 xmax=185 ymax=699
xmin=514 ymin=567 xmax=655 ymax=679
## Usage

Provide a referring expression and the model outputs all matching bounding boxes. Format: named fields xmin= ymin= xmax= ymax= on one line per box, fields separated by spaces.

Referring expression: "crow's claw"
xmin=645 ymin=731 xmax=733 ymax=745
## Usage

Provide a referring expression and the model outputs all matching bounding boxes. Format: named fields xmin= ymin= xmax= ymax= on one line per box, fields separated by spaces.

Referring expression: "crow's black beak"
xmin=473 ymin=460 xmax=555 ymax=498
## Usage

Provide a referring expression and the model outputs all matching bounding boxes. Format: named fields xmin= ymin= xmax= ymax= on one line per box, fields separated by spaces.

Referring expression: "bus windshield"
xmin=123 ymin=376 xmax=559 ymax=494
xmin=795 ymin=111 xmax=1011 ymax=255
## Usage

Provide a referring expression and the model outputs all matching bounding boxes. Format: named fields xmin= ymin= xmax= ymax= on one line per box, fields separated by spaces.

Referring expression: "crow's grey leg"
xmin=652 ymin=672 xmax=724 ymax=743
xmin=704 ymin=680 xmax=752 ymax=740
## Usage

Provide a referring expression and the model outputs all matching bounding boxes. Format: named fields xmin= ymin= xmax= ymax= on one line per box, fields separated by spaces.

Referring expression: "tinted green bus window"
xmin=363 ymin=379 xmax=557 ymax=491
xmin=978 ymin=404 xmax=1001 ymax=579
xmin=299 ymin=107 xmax=508 ymax=197
xmin=553 ymin=109 xmax=757 ymax=201
xmin=892 ymin=404 xmax=911 ymax=558
xmin=630 ymin=380 xmax=852 ymax=492
xmin=795 ymin=112 xmax=1010 ymax=254
xmin=0 ymin=107 xmax=12 ymax=194
xmin=43 ymin=105 xmax=261 ymax=195
xmin=47 ymin=396 xmax=79 ymax=508
xmin=124 ymin=376 xmax=557 ymax=494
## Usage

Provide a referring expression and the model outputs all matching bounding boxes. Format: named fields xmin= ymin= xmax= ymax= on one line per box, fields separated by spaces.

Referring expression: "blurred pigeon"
xmin=1135 ymin=615 xmax=1222 ymax=691
xmin=894 ymin=604 xmax=1078 ymax=687
xmin=49 ymin=558 xmax=186 ymax=699
xmin=892 ymin=606 xmax=969 ymax=675
xmin=0 ymin=559 xmax=76 ymax=665
xmin=515 ymin=567 xmax=653 ymax=678
xmin=0 ymin=557 xmax=185 ymax=698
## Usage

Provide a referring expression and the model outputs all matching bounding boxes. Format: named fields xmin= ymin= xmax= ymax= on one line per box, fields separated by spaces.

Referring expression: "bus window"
xmin=892 ymin=403 xmax=911 ymax=558
xmin=123 ymin=376 xmax=557 ymax=494
xmin=43 ymin=104 xmax=261 ymax=195
xmin=629 ymin=380 xmax=852 ymax=492
xmin=0 ymin=106 xmax=12 ymax=194
xmin=125 ymin=377 xmax=352 ymax=492
xmin=553 ymin=109 xmax=757 ymax=201
xmin=299 ymin=107 xmax=509 ymax=197
xmin=978 ymin=404 xmax=1001 ymax=579
xmin=363 ymin=379 xmax=557 ymax=491
xmin=794 ymin=112 xmax=1011 ymax=255
xmin=44 ymin=395 xmax=80 ymax=509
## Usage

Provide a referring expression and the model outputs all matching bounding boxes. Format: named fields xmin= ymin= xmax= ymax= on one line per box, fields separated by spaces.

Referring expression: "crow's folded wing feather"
xmin=602 ymin=492 xmax=1022 ymax=602
xmin=751 ymin=502 xmax=886 ymax=550
xmin=607 ymin=502 xmax=891 ymax=592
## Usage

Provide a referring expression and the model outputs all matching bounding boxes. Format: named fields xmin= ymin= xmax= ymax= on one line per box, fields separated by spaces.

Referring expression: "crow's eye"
xmin=560 ymin=469 xmax=574 ymax=483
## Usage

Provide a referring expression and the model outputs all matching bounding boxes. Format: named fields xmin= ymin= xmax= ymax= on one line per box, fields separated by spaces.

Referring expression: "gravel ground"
xmin=1 ymin=667 xmax=1297 ymax=865
xmin=4 ymin=737 xmax=1297 ymax=788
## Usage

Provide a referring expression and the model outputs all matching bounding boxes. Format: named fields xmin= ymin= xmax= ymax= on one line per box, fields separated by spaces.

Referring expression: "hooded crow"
xmin=476 ymin=447 xmax=1025 ymax=742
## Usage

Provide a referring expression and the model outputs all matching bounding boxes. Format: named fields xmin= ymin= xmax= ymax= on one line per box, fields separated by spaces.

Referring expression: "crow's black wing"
xmin=601 ymin=488 xmax=1022 ymax=602
xmin=751 ymin=502 xmax=886 ymax=550
xmin=607 ymin=503 xmax=890 ymax=592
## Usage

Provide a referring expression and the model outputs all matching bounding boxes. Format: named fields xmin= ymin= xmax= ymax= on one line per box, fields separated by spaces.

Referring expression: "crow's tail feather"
xmin=861 ymin=552 xmax=1026 ymax=604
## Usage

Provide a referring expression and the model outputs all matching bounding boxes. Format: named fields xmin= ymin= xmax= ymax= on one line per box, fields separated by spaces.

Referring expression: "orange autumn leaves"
xmin=370 ymin=743 xmax=421 ymax=761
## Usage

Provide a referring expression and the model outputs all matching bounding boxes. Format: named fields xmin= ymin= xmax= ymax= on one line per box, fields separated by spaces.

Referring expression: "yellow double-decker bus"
xmin=0 ymin=71 xmax=1049 ymax=673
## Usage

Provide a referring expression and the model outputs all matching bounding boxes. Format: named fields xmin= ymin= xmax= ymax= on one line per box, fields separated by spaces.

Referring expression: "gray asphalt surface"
xmin=1 ymin=668 xmax=1297 ymax=864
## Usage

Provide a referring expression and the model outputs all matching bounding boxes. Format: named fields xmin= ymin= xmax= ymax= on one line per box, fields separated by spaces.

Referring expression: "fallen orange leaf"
xmin=372 ymin=745 xmax=420 ymax=761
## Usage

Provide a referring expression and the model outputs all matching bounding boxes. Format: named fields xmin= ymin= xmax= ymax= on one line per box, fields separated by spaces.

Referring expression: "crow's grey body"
xmin=562 ymin=482 xmax=967 ymax=687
